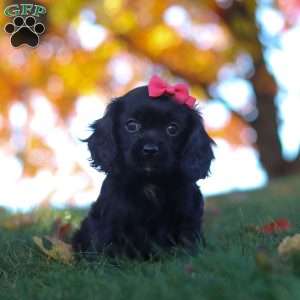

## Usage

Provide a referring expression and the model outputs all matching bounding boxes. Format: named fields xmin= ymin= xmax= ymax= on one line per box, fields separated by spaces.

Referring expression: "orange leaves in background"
xmin=96 ymin=0 xmax=231 ymax=85
xmin=208 ymin=114 xmax=251 ymax=146
xmin=144 ymin=24 xmax=182 ymax=55
xmin=0 ymin=0 xmax=253 ymax=150
xmin=0 ymin=0 xmax=287 ymax=209
xmin=22 ymin=135 xmax=56 ymax=177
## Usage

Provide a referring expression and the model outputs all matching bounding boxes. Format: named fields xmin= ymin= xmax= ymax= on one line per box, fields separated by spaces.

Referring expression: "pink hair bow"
xmin=148 ymin=75 xmax=196 ymax=109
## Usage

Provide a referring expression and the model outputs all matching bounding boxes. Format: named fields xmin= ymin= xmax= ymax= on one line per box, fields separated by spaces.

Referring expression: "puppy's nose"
xmin=143 ymin=144 xmax=159 ymax=156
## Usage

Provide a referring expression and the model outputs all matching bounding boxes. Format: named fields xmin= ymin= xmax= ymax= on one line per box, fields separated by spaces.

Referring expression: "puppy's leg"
xmin=176 ymin=213 xmax=203 ymax=255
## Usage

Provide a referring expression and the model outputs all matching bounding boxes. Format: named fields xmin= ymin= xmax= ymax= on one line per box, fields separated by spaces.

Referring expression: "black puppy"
xmin=72 ymin=80 xmax=214 ymax=259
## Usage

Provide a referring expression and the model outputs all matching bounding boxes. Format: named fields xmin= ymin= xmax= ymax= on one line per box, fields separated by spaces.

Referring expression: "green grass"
xmin=1 ymin=175 xmax=300 ymax=300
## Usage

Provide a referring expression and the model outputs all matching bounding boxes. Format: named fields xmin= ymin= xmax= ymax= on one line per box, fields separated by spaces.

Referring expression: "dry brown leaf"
xmin=33 ymin=236 xmax=74 ymax=264
xmin=278 ymin=233 xmax=300 ymax=256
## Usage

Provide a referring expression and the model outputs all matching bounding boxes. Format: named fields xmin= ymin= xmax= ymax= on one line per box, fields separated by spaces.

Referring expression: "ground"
xmin=1 ymin=175 xmax=300 ymax=300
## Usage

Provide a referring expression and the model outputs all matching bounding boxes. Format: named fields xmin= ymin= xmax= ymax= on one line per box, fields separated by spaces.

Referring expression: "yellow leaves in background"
xmin=95 ymin=0 xmax=230 ymax=84
xmin=190 ymin=85 xmax=207 ymax=102
xmin=113 ymin=10 xmax=137 ymax=34
xmin=129 ymin=29 xmax=220 ymax=83
xmin=0 ymin=0 xmax=265 ymax=193
xmin=146 ymin=24 xmax=181 ymax=55
xmin=0 ymin=83 xmax=18 ymax=115
xmin=48 ymin=0 xmax=86 ymax=27
xmin=52 ymin=39 xmax=123 ymax=96
xmin=95 ymin=39 xmax=122 ymax=60
xmin=97 ymin=0 xmax=137 ymax=34
xmin=103 ymin=0 xmax=123 ymax=17
xmin=33 ymin=236 xmax=74 ymax=264
xmin=1 ymin=213 xmax=37 ymax=230
xmin=0 ymin=0 xmax=235 ymax=117
xmin=0 ymin=2 xmax=9 ymax=27
xmin=278 ymin=234 xmax=300 ymax=256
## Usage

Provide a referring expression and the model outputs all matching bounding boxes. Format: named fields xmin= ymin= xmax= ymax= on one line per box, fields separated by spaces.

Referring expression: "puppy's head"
xmin=85 ymin=86 xmax=214 ymax=181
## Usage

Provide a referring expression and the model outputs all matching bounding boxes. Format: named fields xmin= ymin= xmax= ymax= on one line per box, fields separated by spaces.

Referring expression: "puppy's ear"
xmin=84 ymin=101 xmax=119 ymax=173
xmin=181 ymin=112 xmax=214 ymax=181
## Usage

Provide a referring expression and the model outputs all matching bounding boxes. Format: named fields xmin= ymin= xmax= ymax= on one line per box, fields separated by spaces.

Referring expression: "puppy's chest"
xmin=131 ymin=183 xmax=182 ymax=223
xmin=142 ymin=184 xmax=164 ymax=206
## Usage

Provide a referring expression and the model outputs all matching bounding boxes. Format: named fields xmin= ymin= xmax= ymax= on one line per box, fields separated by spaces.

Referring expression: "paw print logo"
xmin=4 ymin=16 xmax=45 ymax=48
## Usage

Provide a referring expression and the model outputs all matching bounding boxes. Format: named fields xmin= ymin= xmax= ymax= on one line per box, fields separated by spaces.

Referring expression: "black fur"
xmin=72 ymin=86 xmax=214 ymax=259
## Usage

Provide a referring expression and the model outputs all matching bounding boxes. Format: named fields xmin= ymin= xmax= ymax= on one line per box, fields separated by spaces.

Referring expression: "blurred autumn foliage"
xmin=0 ymin=0 xmax=300 ymax=208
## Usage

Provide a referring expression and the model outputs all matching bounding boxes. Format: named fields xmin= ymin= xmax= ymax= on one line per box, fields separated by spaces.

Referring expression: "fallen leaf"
xmin=1 ymin=214 xmax=37 ymax=230
xmin=50 ymin=217 xmax=73 ymax=241
xmin=258 ymin=218 xmax=292 ymax=234
xmin=33 ymin=236 xmax=74 ymax=264
xmin=278 ymin=234 xmax=300 ymax=256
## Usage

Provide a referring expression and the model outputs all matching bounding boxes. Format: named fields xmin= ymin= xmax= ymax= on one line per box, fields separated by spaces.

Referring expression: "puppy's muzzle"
xmin=142 ymin=143 xmax=159 ymax=157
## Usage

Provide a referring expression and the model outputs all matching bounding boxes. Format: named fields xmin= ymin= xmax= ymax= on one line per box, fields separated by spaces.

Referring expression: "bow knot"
xmin=166 ymin=86 xmax=175 ymax=94
xmin=148 ymin=75 xmax=196 ymax=109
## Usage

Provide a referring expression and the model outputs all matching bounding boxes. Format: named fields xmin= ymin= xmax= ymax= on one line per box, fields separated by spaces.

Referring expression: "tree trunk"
xmin=250 ymin=62 xmax=287 ymax=177
xmin=217 ymin=1 xmax=300 ymax=178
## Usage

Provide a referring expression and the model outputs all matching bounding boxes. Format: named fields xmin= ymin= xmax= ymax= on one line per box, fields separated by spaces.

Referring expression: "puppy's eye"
xmin=166 ymin=123 xmax=179 ymax=136
xmin=125 ymin=119 xmax=141 ymax=133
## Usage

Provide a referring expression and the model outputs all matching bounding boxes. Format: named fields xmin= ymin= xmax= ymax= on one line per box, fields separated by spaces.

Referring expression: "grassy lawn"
xmin=1 ymin=175 xmax=300 ymax=300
